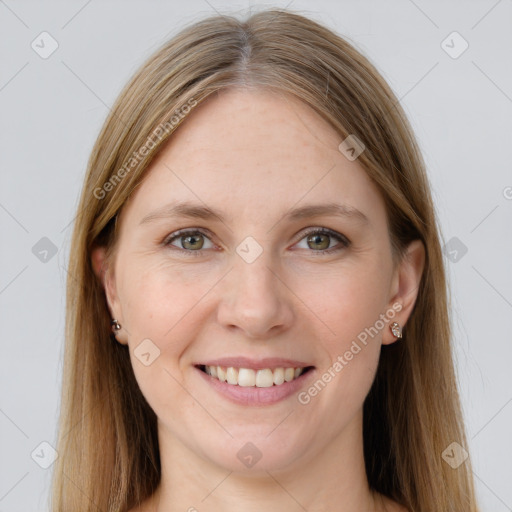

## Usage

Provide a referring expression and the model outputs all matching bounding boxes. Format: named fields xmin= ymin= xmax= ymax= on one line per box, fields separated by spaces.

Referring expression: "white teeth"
xmin=203 ymin=365 xmax=306 ymax=387
xmin=255 ymin=369 xmax=274 ymax=387
xmin=226 ymin=367 xmax=238 ymax=385
xmin=284 ymin=368 xmax=295 ymax=382
xmin=238 ymin=368 xmax=255 ymax=387
xmin=217 ymin=366 xmax=227 ymax=382
xmin=273 ymin=367 xmax=285 ymax=385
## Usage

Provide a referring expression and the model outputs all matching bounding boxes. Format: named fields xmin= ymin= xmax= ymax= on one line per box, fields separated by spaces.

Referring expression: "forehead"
xmin=118 ymin=88 xmax=387 ymax=231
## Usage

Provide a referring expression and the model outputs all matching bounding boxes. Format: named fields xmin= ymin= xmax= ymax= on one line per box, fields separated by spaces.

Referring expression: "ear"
xmin=382 ymin=239 xmax=425 ymax=345
xmin=91 ymin=245 xmax=128 ymax=345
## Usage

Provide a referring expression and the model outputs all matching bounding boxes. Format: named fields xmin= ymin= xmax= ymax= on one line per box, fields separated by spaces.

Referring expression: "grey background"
xmin=1 ymin=1 xmax=511 ymax=510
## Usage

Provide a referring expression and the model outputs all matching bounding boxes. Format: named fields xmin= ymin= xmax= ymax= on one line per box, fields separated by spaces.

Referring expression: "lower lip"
xmin=195 ymin=366 xmax=315 ymax=406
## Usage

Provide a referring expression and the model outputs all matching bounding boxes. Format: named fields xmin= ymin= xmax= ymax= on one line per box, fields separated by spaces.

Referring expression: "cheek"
xmin=299 ymin=258 xmax=387 ymax=404
xmin=118 ymin=262 xmax=218 ymax=400
xmin=120 ymin=261 xmax=215 ymax=344
xmin=312 ymin=258 xmax=389 ymax=347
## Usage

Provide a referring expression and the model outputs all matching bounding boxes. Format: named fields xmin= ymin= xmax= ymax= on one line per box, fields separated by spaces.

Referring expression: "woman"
xmin=51 ymin=8 xmax=480 ymax=512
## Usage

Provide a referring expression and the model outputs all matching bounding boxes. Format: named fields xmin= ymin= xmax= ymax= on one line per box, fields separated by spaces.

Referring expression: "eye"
xmin=163 ymin=227 xmax=350 ymax=256
xmin=295 ymin=227 xmax=350 ymax=255
xmin=164 ymin=229 xmax=215 ymax=254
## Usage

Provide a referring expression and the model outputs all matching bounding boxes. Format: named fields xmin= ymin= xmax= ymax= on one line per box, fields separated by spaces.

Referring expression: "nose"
xmin=216 ymin=252 xmax=294 ymax=340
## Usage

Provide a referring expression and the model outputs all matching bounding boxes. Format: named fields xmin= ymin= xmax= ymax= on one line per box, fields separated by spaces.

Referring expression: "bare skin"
xmin=92 ymin=88 xmax=422 ymax=512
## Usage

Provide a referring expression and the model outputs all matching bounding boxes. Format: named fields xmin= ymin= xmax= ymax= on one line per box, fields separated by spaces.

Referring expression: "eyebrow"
xmin=139 ymin=200 xmax=370 ymax=226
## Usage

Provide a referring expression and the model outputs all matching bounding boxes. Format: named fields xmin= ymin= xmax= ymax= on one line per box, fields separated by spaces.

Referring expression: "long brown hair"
xmin=51 ymin=8 xmax=479 ymax=511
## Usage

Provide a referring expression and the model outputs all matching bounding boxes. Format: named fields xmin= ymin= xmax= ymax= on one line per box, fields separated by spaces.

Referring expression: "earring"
xmin=390 ymin=321 xmax=402 ymax=338
xmin=111 ymin=319 xmax=122 ymax=332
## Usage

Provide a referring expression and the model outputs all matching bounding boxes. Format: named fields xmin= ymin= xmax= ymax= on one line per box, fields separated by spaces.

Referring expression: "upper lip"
xmin=196 ymin=357 xmax=314 ymax=370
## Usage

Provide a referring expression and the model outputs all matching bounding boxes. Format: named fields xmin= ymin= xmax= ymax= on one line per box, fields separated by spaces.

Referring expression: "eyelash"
xmin=163 ymin=227 xmax=350 ymax=257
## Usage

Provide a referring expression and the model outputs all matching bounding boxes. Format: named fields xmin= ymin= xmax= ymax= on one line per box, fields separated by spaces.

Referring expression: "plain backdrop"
xmin=1 ymin=1 xmax=511 ymax=510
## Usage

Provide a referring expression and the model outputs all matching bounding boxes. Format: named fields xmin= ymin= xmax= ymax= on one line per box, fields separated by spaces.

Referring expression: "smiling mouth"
xmin=196 ymin=364 xmax=315 ymax=387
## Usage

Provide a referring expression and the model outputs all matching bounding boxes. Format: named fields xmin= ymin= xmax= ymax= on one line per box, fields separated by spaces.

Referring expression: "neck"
xmin=149 ymin=409 xmax=378 ymax=512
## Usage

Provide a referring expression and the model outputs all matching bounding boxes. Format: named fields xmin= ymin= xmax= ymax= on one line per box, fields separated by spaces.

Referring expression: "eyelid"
xmin=297 ymin=226 xmax=350 ymax=246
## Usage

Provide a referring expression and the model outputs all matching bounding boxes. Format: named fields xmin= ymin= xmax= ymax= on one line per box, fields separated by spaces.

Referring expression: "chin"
xmin=195 ymin=430 xmax=309 ymax=474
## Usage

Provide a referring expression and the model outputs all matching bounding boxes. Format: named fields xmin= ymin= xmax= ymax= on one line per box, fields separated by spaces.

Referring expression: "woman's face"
xmin=93 ymin=88 xmax=423 ymax=474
